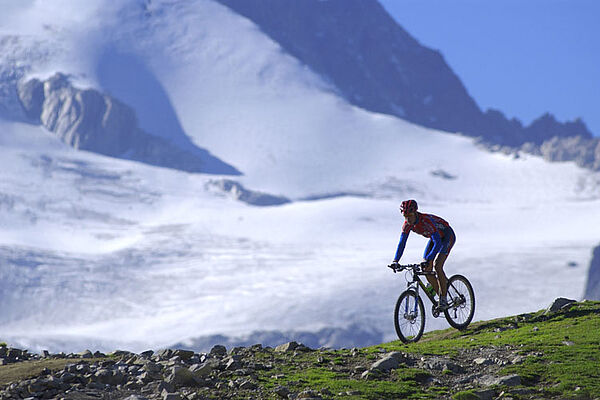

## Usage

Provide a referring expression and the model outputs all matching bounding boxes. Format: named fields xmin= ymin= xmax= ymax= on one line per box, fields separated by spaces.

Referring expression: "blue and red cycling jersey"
xmin=394 ymin=213 xmax=456 ymax=262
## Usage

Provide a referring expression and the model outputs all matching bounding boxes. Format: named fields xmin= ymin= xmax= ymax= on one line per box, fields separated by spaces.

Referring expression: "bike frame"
xmin=397 ymin=264 xmax=438 ymax=314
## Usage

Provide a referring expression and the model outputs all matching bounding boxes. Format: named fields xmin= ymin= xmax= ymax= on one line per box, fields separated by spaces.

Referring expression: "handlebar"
xmin=388 ymin=263 xmax=422 ymax=273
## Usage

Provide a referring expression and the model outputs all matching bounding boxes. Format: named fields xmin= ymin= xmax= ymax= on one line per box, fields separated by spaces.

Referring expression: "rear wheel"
xmin=394 ymin=290 xmax=425 ymax=343
xmin=444 ymin=274 xmax=475 ymax=330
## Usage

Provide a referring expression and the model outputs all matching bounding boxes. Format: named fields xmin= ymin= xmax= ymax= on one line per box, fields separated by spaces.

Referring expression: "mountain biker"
xmin=390 ymin=200 xmax=456 ymax=310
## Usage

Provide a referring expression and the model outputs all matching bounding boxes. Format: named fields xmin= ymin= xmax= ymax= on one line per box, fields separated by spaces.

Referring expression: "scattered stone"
xmin=78 ymin=350 xmax=93 ymax=359
xmin=511 ymin=355 xmax=525 ymax=364
xmin=370 ymin=352 xmax=407 ymax=372
xmin=166 ymin=366 xmax=202 ymax=388
xmin=473 ymin=357 xmax=493 ymax=366
xmin=297 ymin=389 xmax=322 ymax=399
xmin=209 ymin=345 xmax=227 ymax=357
xmin=172 ymin=350 xmax=195 ymax=361
xmin=162 ymin=392 xmax=182 ymax=400
xmin=239 ymin=379 xmax=257 ymax=390
xmin=472 ymin=389 xmax=495 ymax=400
xmin=545 ymin=297 xmax=576 ymax=314
xmin=274 ymin=385 xmax=290 ymax=398
xmin=478 ymin=374 xmax=521 ymax=387
xmin=420 ymin=356 xmax=463 ymax=373
xmin=275 ymin=341 xmax=300 ymax=352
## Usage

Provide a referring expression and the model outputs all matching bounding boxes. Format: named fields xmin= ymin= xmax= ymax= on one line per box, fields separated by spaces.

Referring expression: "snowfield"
xmin=0 ymin=0 xmax=599 ymax=352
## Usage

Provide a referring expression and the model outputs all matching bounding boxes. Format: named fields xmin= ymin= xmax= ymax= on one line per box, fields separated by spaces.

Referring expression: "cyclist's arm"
xmin=423 ymin=232 xmax=442 ymax=261
xmin=393 ymin=231 xmax=410 ymax=262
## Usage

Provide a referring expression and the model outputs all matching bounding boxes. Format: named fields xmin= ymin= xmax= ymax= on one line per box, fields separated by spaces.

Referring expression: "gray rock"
xmin=110 ymin=350 xmax=134 ymax=358
xmin=93 ymin=369 xmax=126 ymax=386
xmin=15 ymin=74 xmax=239 ymax=175
xmin=172 ymin=350 xmax=195 ymax=361
xmin=143 ymin=361 xmax=163 ymax=373
xmin=297 ymin=389 xmax=323 ymax=399
xmin=420 ymin=356 xmax=463 ymax=373
xmin=472 ymin=389 xmax=496 ymax=400
xmin=473 ymin=357 xmax=493 ymax=366
xmin=166 ymin=366 xmax=202 ymax=387
xmin=209 ymin=345 xmax=227 ymax=357
xmin=140 ymin=350 xmax=154 ymax=358
xmin=584 ymin=244 xmax=600 ymax=300
xmin=162 ymin=392 xmax=182 ymax=400
xmin=370 ymin=352 xmax=407 ymax=372
xmin=224 ymin=356 xmax=242 ymax=371
xmin=275 ymin=341 xmax=300 ymax=352
xmin=478 ymin=374 xmax=521 ymax=387
xmin=189 ymin=361 xmax=217 ymax=377
xmin=16 ymin=78 xmax=44 ymax=121
xmin=545 ymin=297 xmax=576 ymax=314
xmin=239 ymin=379 xmax=257 ymax=390
xmin=207 ymin=179 xmax=290 ymax=206
xmin=156 ymin=380 xmax=175 ymax=394
xmin=78 ymin=350 xmax=93 ymax=359
xmin=158 ymin=349 xmax=175 ymax=360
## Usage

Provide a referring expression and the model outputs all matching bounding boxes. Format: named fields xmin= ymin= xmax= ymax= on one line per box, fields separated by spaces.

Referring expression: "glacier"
xmin=0 ymin=0 xmax=599 ymax=353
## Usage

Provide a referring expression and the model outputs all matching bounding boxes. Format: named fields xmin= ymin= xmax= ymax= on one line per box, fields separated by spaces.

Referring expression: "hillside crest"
xmin=1 ymin=299 xmax=598 ymax=399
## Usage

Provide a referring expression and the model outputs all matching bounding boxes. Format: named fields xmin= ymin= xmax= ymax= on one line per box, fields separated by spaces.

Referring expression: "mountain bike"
xmin=388 ymin=263 xmax=475 ymax=343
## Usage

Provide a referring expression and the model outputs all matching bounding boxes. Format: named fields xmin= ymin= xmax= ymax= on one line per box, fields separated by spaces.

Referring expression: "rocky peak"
xmin=16 ymin=73 xmax=240 ymax=175
xmin=217 ymin=0 xmax=598 ymax=169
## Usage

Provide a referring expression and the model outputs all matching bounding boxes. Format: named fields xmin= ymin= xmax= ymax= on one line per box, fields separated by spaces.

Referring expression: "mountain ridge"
xmin=217 ymin=0 xmax=599 ymax=169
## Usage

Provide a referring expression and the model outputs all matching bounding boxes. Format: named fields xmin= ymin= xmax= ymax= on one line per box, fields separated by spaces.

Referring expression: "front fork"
xmin=404 ymin=282 xmax=420 ymax=317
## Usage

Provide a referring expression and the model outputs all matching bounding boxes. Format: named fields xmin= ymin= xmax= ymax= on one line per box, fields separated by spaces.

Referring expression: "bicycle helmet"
xmin=400 ymin=199 xmax=418 ymax=214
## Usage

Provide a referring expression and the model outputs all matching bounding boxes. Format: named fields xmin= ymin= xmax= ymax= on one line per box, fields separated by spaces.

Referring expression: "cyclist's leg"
xmin=435 ymin=228 xmax=456 ymax=299
xmin=423 ymin=239 xmax=439 ymax=292
xmin=433 ymin=253 xmax=449 ymax=298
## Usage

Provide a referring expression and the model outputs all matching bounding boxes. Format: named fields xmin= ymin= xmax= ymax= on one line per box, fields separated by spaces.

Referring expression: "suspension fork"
xmin=404 ymin=282 xmax=420 ymax=315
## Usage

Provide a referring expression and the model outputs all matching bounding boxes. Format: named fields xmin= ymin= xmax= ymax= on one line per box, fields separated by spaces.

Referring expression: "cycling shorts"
xmin=425 ymin=226 xmax=456 ymax=257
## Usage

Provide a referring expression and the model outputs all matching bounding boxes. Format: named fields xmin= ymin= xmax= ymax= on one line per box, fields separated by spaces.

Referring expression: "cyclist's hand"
xmin=420 ymin=260 xmax=431 ymax=270
xmin=388 ymin=261 xmax=399 ymax=272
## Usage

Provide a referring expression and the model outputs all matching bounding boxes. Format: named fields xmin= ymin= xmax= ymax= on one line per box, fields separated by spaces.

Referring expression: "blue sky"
xmin=379 ymin=0 xmax=600 ymax=136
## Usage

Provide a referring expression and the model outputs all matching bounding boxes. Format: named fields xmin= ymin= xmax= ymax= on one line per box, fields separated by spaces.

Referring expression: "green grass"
xmin=0 ymin=358 xmax=110 ymax=386
xmin=257 ymin=364 xmax=437 ymax=400
xmin=373 ymin=301 xmax=600 ymax=399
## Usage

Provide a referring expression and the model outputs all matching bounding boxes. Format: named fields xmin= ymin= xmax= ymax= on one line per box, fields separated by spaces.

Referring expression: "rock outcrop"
xmin=584 ymin=244 xmax=600 ymax=300
xmin=206 ymin=179 xmax=290 ymax=206
xmin=16 ymin=73 xmax=240 ymax=175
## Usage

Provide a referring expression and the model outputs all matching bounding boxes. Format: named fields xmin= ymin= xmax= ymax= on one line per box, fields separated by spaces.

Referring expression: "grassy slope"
xmin=253 ymin=301 xmax=600 ymax=399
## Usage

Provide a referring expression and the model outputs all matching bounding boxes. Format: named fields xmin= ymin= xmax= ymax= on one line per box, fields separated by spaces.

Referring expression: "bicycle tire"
xmin=394 ymin=289 xmax=425 ymax=343
xmin=444 ymin=274 xmax=475 ymax=330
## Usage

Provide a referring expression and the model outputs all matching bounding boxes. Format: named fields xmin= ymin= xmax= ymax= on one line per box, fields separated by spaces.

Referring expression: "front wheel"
xmin=394 ymin=289 xmax=425 ymax=343
xmin=444 ymin=274 xmax=475 ymax=330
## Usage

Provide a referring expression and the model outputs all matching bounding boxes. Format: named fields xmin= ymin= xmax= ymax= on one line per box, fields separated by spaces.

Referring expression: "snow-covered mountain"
xmin=0 ymin=0 xmax=599 ymax=353
xmin=215 ymin=0 xmax=594 ymax=146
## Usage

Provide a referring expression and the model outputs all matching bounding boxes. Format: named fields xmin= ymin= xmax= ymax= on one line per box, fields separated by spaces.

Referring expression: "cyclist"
xmin=390 ymin=200 xmax=456 ymax=309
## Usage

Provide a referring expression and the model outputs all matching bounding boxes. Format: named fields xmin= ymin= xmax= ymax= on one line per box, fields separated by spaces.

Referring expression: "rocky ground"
xmin=0 ymin=339 xmax=565 ymax=400
xmin=1 ymin=299 xmax=598 ymax=400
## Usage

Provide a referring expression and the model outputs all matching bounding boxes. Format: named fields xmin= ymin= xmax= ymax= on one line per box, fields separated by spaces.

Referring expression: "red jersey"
xmin=402 ymin=213 xmax=451 ymax=239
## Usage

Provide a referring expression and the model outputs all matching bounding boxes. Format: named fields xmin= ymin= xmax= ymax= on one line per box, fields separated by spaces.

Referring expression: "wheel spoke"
xmin=395 ymin=290 xmax=425 ymax=343
xmin=444 ymin=275 xmax=475 ymax=330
